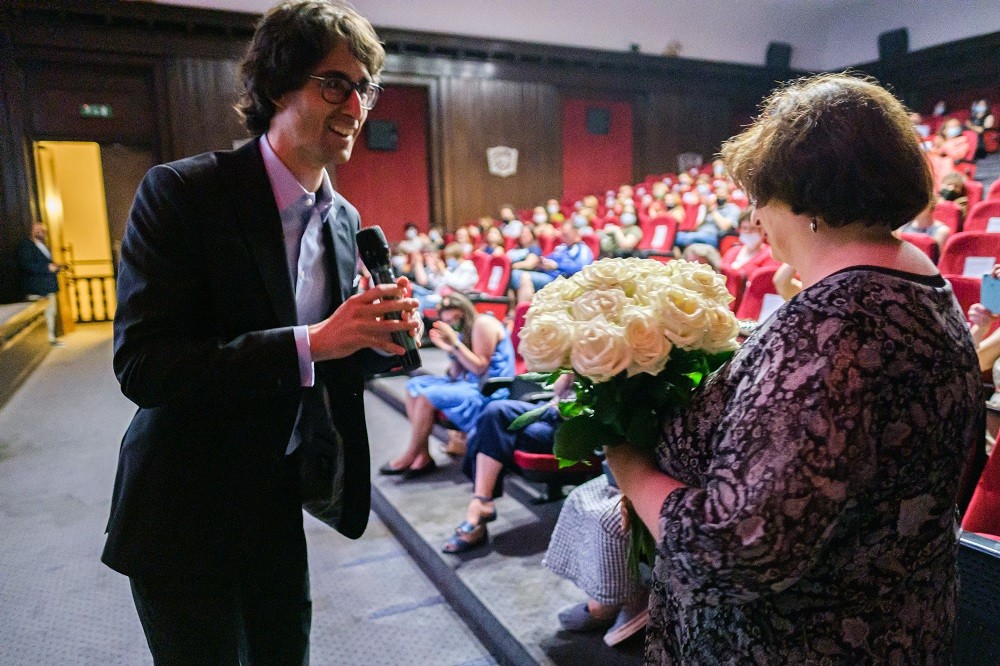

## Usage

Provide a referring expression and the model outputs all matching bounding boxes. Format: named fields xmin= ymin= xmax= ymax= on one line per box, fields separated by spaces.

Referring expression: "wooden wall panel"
xmin=441 ymin=78 xmax=561 ymax=227
xmin=25 ymin=65 xmax=156 ymax=145
xmin=635 ymin=92 xmax=733 ymax=179
xmin=165 ymin=58 xmax=249 ymax=159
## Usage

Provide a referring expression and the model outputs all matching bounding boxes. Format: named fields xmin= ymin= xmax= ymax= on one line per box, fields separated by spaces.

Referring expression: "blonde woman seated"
xmin=380 ymin=293 xmax=515 ymax=478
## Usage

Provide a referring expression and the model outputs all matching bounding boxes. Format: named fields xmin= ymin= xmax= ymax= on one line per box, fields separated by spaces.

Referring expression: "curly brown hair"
xmin=720 ymin=73 xmax=932 ymax=231
xmin=236 ymin=0 xmax=385 ymax=136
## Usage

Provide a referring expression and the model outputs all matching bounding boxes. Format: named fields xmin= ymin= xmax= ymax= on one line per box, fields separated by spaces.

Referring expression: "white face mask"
xmin=945 ymin=126 xmax=962 ymax=139
xmin=405 ymin=228 xmax=418 ymax=240
xmin=696 ymin=184 xmax=711 ymax=195
xmin=620 ymin=213 xmax=637 ymax=225
xmin=429 ymin=230 xmax=442 ymax=243
xmin=973 ymin=103 xmax=988 ymax=115
xmin=739 ymin=232 xmax=761 ymax=246
xmin=713 ymin=164 xmax=725 ymax=177
xmin=546 ymin=204 xmax=559 ymax=214
xmin=533 ymin=213 xmax=547 ymax=224
xmin=446 ymin=258 xmax=458 ymax=270
xmin=573 ymin=214 xmax=588 ymax=228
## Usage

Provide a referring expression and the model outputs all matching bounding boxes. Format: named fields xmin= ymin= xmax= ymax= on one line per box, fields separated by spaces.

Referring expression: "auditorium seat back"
xmin=943 ymin=275 xmax=982 ymax=322
xmin=965 ymin=179 xmax=983 ymax=208
xmin=899 ymin=232 xmax=939 ymax=263
xmin=934 ymin=200 xmax=963 ymax=233
xmin=938 ymin=232 xmax=1000 ymax=277
xmin=963 ymin=200 xmax=1000 ymax=233
xmin=735 ymin=264 xmax=782 ymax=321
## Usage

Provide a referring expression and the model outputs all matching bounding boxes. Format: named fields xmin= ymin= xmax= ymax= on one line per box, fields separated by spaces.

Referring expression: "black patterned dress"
xmin=648 ymin=267 xmax=984 ymax=664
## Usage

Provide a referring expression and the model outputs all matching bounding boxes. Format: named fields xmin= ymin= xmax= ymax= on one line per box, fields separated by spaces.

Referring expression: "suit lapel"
xmin=327 ymin=193 xmax=358 ymax=311
xmin=231 ymin=138 xmax=298 ymax=328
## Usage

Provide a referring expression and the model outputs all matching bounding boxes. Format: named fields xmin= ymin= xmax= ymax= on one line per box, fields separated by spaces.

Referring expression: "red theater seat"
xmin=735 ymin=264 xmax=783 ymax=321
xmin=934 ymin=200 xmax=963 ymax=233
xmin=944 ymin=275 xmax=982 ymax=322
xmin=963 ymin=201 xmax=1000 ymax=233
xmin=966 ymin=179 xmax=983 ymax=208
xmin=638 ymin=216 xmax=678 ymax=262
xmin=939 ymin=232 xmax=1000 ymax=277
xmin=988 ymin=179 xmax=1000 ymax=201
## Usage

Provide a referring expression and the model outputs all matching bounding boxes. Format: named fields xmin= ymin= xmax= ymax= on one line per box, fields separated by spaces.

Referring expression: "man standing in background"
xmin=103 ymin=2 xmax=416 ymax=662
xmin=17 ymin=220 xmax=63 ymax=346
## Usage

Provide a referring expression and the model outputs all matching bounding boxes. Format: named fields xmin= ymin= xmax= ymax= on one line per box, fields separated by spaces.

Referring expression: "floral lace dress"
xmin=647 ymin=267 xmax=983 ymax=664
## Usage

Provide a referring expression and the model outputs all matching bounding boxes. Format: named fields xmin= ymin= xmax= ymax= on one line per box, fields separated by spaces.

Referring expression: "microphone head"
xmin=356 ymin=226 xmax=391 ymax=270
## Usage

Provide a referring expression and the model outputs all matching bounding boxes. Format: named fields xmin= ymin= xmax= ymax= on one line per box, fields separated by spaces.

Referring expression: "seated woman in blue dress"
xmin=380 ymin=292 xmax=516 ymax=478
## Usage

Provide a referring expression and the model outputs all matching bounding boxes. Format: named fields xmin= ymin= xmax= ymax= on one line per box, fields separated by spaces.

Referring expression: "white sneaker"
xmin=603 ymin=601 xmax=649 ymax=646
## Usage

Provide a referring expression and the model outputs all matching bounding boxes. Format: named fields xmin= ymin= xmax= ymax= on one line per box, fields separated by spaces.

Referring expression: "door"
xmin=33 ymin=141 xmax=117 ymax=325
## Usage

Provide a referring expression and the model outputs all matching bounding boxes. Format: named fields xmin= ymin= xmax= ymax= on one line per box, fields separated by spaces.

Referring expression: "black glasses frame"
xmin=307 ymin=74 xmax=382 ymax=110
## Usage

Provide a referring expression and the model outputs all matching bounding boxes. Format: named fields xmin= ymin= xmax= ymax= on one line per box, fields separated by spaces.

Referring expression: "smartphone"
xmin=982 ymin=275 xmax=1000 ymax=315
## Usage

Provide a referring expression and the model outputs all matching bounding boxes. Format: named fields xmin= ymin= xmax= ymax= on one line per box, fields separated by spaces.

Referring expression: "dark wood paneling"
xmin=636 ymin=92 xmax=733 ymax=179
xmin=26 ymin=64 xmax=156 ymax=144
xmin=165 ymin=57 xmax=249 ymax=159
xmin=100 ymin=144 xmax=155 ymax=268
xmin=441 ymin=78 xmax=561 ymax=227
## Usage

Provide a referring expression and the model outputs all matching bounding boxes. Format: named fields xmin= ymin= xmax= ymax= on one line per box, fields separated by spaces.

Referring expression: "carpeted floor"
xmin=0 ymin=323 xmax=492 ymax=665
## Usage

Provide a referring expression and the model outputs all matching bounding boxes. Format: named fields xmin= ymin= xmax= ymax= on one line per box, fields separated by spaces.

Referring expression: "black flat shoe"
xmin=378 ymin=462 xmax=409 ymax=476
xmin=402 ymin=459 xmax=437 ymax=479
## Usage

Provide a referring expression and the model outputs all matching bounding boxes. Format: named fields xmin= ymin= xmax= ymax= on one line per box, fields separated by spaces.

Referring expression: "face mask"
xmin=717 ymin=197 xmax=728 ymax=206
xmin=574 ymin=200 xmax=583 ymax=210
xmin=940 ymin=187 xmax=958 ymax=201
xmin=713 ymin=165 xmax=725 ymax=177
xmin=573 ymin=214 xmax=588 ymax=228
xmin=546 ymin=204 xmax=559 ymax=214
xmin=451 ymin=320 xmax=464 ymax=333
xmin=696 ymin=184 xmax=711 ymax=195
xmin=636 ymin=187 xmax=646 ymax=196
xmin=933 ymin=101 xmax=946 ymax=116
xmin=620 ymin=213 xmax=637 ymax=225
xmin=945 ymin=126 xmax=962 ymax=139
xmin=973 ymin=103 xmax=987 ymax=115
xmin=739 ymin=232 xmax=761 ymax=246
xmin=605 ymin=197 xmax=615 ymax=208
xmin=446 ymin=258 xmax=458 ymax=270
xmin=391 ymin=255 xmax=407 ymax=270
xmin=429 ymin=230 xmax=442 ymax=243
xmin=405 ymin=228 xmax=418 ymax=240
xmin=533 ymin=213 xmax=547 ymax=224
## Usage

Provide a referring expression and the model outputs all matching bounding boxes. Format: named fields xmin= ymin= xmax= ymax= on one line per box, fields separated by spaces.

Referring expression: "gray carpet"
xmin=0 ymin=323 xmax=492 ymax=665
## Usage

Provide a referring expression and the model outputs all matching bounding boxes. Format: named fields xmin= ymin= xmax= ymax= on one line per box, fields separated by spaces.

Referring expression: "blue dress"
xmin=406 ymin=322 xmax=516 ymax=433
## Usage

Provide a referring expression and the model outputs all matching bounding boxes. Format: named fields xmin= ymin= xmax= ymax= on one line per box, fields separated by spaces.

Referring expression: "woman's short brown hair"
xmin=721 ymin=73 xmax=933 ymax=231
xmin=236 ymin=0 xmax=385 ymax=136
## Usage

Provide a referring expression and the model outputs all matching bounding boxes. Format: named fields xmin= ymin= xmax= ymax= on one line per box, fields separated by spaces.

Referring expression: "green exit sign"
xmin=80 ymin=104 xmax=113 ymax=119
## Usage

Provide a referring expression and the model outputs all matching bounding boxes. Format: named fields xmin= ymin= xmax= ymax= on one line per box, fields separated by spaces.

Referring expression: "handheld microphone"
xmin=356 ymin=226 xmax=421 ymax=373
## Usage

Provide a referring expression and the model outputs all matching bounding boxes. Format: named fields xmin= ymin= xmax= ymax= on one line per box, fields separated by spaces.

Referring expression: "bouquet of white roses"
xmin=511 ymin=258 xmax=740 ymax=572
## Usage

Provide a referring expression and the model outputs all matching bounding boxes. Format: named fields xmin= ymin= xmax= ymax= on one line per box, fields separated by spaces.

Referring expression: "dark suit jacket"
xmin=103 ymin=138 xmax=373 ymax=578
xmin=17 ymin=237 xmax=58 ymax=295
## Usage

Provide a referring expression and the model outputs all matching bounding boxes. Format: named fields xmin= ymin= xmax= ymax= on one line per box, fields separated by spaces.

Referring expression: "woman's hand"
xmin=620 ymin=495 xmax=632 ymax=532
xmin=428 ymin=320 xmax=459 ymax=351
xmin=969 ymin=303 xmax=999 ymax=327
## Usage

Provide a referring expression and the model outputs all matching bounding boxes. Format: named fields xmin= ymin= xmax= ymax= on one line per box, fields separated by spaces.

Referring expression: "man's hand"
xmin=308 ymin=278 xmax=418 ymax=361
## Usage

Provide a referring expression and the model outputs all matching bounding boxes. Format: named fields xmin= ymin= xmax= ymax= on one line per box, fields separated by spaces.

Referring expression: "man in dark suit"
xmin=103 ymin=2 xmax=417 ymax=662
xmin=17 ymin=221 xmax=63 ymax=345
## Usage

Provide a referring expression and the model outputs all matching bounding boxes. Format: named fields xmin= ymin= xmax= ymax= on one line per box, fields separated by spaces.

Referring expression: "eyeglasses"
xmin=308 ymin=74 xmax=381 ymax=110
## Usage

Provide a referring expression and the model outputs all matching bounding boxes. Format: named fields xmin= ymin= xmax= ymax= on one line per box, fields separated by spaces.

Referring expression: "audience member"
xmin=382 ymin=293 xmax=515 ymax=477
xmin=498 ymin=205 xmax=523 ymax=239
xmin=969 ymin=265 xmax=1000 ymax=374
xmin=411 ymin=242 xmax=478 ymax=310
xmin=680 ymin=243 xmax=721 ymax=271
xmin=545 ymin=198 xmax=565 ymax=223
xmin=719 ymin=210 xmax=775 ymax=301
xmin=545 ymin=474 xmax=649 ymax=646
xmin=967 ymin=99 xmax=995 ymax=159
xmin=442 ymin=374 xmax=573 ymax=554
xmin=532 ymin=206 xmax=556 ymax=238
xmin=897 ymin=199 xmax=951 ymax=249
xmin=481 ymin=226 xmax=506 ymax=255
xmin=938 ymin=172 xmax=969 ymax=219
xmin=397 ymin=221 xmax=426 ymax=256
xmin=674 ymin=184 xmax=738 ymax=249
xmin=928 ymin=118 xmax=970 ymax=188
xmin=515 ymin=220 xmax=595 ymax=303
xmin=17 ymin=220 xmax=64 ymax=346
xmin=599 ymin=208 xmax=643 ymax=257
xmin=453 ymin=227 xmax=474 ymax=256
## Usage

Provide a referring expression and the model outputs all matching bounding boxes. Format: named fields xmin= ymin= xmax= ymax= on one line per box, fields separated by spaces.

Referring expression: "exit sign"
xmin=80 ymin=104 xmax=113 ymax=119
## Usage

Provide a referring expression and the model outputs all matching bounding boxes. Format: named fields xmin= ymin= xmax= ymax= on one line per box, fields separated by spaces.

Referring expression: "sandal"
xmin=442 ymin=520 xmax=487 ymax=554
xmin=472 ymin=495 xmax=497 ymax=523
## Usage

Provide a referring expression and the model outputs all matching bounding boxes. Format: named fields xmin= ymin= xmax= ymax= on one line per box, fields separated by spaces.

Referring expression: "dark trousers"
xmin=462 ymin=399 xmax=560 ymax=496
xmin=129 ymin=546 xmax=311 ymax=665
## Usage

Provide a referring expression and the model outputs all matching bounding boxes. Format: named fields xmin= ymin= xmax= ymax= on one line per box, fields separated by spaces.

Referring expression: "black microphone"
xmin=356 ymin=226 xmax=421 ymax=373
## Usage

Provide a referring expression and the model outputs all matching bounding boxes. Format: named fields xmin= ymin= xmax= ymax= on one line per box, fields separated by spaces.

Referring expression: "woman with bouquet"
xmin=604 ymin=74 xmax=983 ymax=662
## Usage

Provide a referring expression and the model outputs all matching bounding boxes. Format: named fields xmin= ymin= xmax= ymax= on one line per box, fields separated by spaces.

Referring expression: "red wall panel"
xmin=561 ymin=98 xmax=633 ymax=202
xmin=335 ymin=85 xmax=429 ymax=243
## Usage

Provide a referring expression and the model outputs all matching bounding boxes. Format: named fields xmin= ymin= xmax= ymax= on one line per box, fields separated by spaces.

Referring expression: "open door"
xmin=33 ymin=141 xmax=117 ymax=325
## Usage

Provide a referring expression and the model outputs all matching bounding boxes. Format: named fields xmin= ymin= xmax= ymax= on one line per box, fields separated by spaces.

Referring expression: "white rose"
xmin=701 ymin=305 xmax=741 ymax=353
xmin=671 ymin=261 xmax=733 ymax=306
xmin=570 ymin=316 xmax=631 ymax=383
xmin=578 ymin=258 xmax=629 ymax=290
xmin=571 ymin=287 xmax=629 ymax=323
xmin=519 ymin=313 xmax=573 ymax=371
xmin=647 ymin=285 xmax=710 ymax=349
xmin=622 ymin=305 xmax=672 ymax=376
